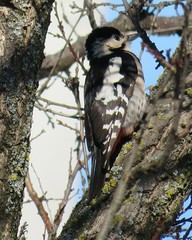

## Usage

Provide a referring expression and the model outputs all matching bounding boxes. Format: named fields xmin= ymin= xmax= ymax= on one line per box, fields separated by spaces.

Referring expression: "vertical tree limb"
xmin=0 ymin=1 xmax=54 ymax=238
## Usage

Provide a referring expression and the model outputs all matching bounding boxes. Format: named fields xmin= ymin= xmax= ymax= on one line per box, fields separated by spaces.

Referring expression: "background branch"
xmin=40 ymin=13 xmax=185 ymax=80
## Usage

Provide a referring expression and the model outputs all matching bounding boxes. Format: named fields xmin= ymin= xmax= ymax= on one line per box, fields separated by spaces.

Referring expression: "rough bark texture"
xmin=58 ymin=84 xmax=192 ymax=240
xmin=0 ymin=1 xmax=54 ymax=239
xmin=57 ymin=15 xmax=192 ymax=240
xmin=0 ymin=1 xmax=191 ymax=239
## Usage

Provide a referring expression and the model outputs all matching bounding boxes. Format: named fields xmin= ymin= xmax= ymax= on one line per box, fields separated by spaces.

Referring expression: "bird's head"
xmin=85 ymin=27 xmax=127 ymax=61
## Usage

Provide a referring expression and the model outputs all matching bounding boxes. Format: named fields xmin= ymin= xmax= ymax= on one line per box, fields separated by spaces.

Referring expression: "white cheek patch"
xmin=104 ymin=57 xmax=123 ymax=84
xmin=105 ymin=36 xmax=124 ymax=49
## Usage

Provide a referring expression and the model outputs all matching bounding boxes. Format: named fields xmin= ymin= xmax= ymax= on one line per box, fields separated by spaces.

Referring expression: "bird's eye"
xmin=113 ymin=35 xmax=120 ymax=41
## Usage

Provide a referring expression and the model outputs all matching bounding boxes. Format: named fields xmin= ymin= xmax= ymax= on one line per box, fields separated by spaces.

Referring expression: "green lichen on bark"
xmin=0 ymin=1 xmax=54 ymax=238
xmin=58 ymin=68 xmax=192 ymax=239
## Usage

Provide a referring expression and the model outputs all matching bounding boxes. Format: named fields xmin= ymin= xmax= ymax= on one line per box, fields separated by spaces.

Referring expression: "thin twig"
xmin=54 ymin=2 xmax=87 ymax=73
xmin=53 ymin=159 xmax=84 ymax=231
xmin=96 ymin=126 xmax=144 ymax=239
xmin=57 ymin=119 xmax=80 ymax=133
xmin=31 ymin=164 xmax=53 ymax=222
xmin=37 ymin=1 xmax=86 ymax=96
xmin=84 ymin=0 xmax=97 ymax=29
xmin=25 ymin=174 xmax=54 ymax=234
xmin=35 ymin=103 xmax=82 ymax=120
xmin=37 ymin=95 xmax=82 ymax=111
xmin=97 ymin=1 xmax=191 ymax=238
xmin=122 ymin=0 xmax=175 ymax=70
xmin=30 ymin=129 xmax=45 ymax=142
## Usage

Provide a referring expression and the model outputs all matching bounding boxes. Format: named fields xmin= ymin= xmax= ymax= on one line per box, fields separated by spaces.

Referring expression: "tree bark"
xmin=58 ymin=84 xmax=192 ymax=240
xmin=0 ymin=1 xmax=54 ymax=238
xmin=57 ymin=14 xmax=192 ymax=240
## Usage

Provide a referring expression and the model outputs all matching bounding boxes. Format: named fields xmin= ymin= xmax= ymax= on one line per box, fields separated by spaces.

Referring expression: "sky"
xmin=19 ymin=0 xmax=184 ymax=239
xmin=20 ymin=1 xmax=101 ymax=239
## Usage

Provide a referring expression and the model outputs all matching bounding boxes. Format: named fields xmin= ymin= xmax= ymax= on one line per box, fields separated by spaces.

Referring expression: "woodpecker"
xmin=84 ymin=27 xmax=146 ymax=201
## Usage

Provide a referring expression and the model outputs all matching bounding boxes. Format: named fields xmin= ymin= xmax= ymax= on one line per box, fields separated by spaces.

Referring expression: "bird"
xmin=84 ymin=27 xmax=146 ymax=201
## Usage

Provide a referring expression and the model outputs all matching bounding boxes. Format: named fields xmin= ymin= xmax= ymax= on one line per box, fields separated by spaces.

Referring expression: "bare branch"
xmin=84 ymin=0 xmax=97 ymax=29
xmin=34 ymin=103 xmax=81 ymax=120
xmin=54 ymin=2 xmax=87 ymax=74
xmin=39 ymin=13 xmax=187 ymax=80
xmin=30 ymin=164 xmax=53 ymax=222
xmin=25 ymin=175 xmax=54 ymax=235
xmin=122 ymin=0 xmax=171 ymax=70
xmin=57 ymin=119 xmax=80 ymax=133
xmin=53 ymin=159 xmax=84 ymax=231
xmin=30 ymin=129 xmax=45 ymax=142
xmin=37 ymin=96 xmax=82 ymax=111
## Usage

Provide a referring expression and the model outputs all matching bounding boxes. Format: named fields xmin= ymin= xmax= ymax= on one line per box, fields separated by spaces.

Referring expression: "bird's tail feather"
xmin=88 ymin=147 xmax=105 ymax=202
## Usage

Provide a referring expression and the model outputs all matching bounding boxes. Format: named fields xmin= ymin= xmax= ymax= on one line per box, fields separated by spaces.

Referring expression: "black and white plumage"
xmin=84 ymin=27 xmax=146 ymax=201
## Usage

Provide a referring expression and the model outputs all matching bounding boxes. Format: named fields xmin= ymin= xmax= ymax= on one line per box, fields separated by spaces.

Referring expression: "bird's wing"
xmin=85 ymin=95 xmax=126 ymax=200
xmin=85 ymin=52 xmax=143 ymax=200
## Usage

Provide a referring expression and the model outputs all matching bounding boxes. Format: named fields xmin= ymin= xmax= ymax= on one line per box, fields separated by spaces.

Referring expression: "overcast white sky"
xmin=20 ymin=1 xmax=104 ymax=239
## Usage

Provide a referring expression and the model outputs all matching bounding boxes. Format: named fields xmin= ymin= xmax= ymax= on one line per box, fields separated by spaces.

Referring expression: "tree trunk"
xmin=58 ymin=88 xmax=192 ymax=239
xmin=0 ymin=1 xmax=53 ymax=238
xmin=57 ymin=15 xmax=192 ymax=240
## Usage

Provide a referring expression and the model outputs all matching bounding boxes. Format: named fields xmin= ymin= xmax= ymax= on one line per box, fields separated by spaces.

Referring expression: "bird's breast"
xmin=123 ymin=76 xmax=146 ymax=127
xmin=95 ymin=56 xmax=124 ymax=103
xmin=103 ymin=57 xmax=123 ymax=84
